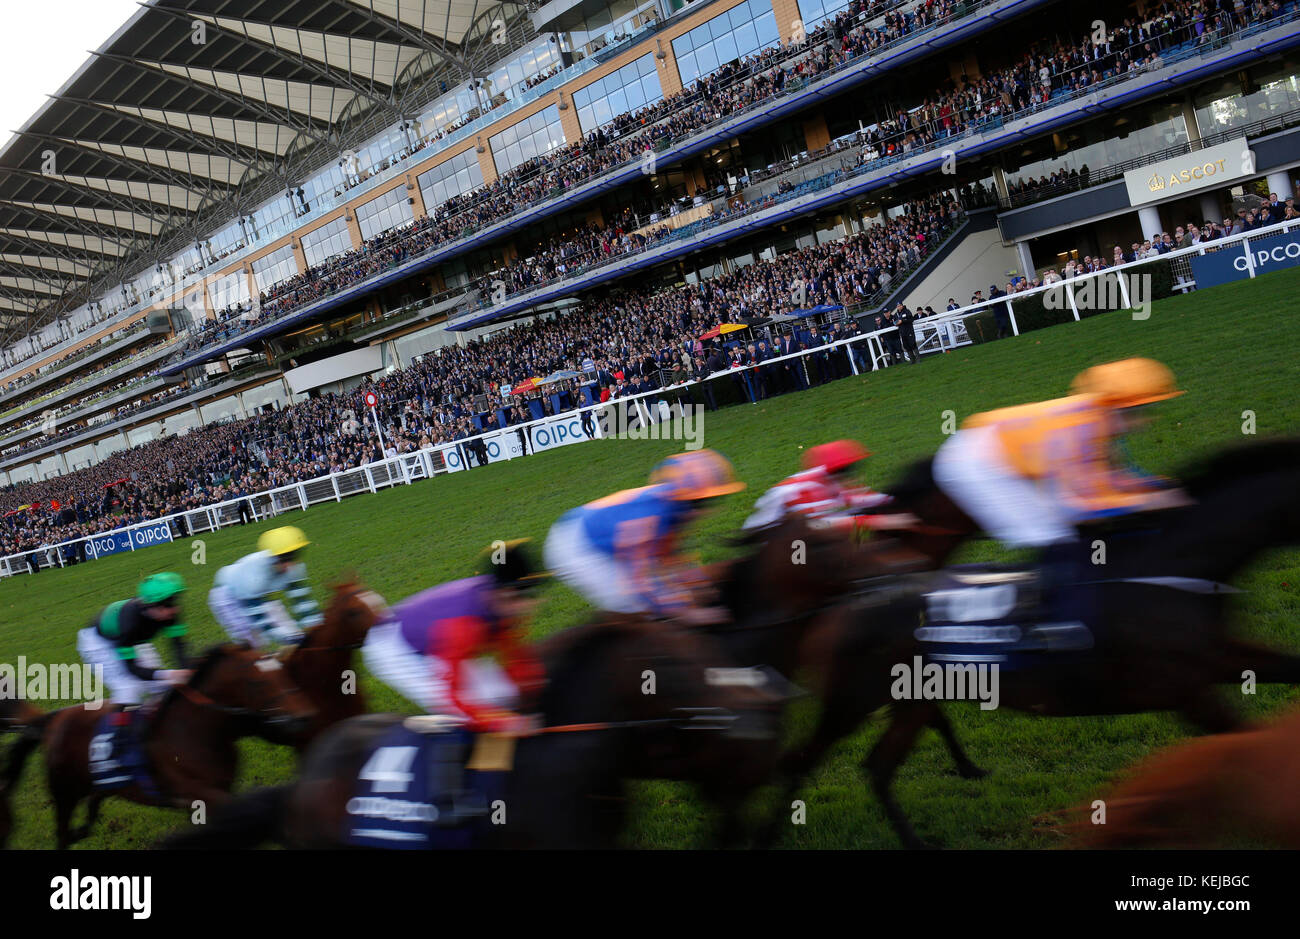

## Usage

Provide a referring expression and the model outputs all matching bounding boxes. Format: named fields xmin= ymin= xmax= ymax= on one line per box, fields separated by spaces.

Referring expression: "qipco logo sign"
xmin=531 ymin=417 xmax=586 ymax=453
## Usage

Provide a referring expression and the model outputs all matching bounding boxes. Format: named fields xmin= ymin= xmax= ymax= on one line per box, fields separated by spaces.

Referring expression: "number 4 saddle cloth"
xmin=88 ymin=707 xmax=161 ymax=798
xmin=913 ymin=566 xmax=1095 ymax=671
xmin=344 ymin=716 xmax=512 ymax=849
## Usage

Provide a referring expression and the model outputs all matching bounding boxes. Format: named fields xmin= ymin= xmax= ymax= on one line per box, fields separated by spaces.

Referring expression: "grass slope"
xmin=2 ymin=268 xmax=1298 ymax=849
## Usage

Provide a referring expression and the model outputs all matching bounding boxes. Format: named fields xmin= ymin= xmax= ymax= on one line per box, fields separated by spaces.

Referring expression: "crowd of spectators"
xmin=1 ymin=191 xmax=962 ymax=563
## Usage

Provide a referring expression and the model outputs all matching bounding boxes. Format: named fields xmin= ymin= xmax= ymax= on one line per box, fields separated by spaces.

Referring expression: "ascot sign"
xmin=1124 ymin=138 xmax=1252 ymax=206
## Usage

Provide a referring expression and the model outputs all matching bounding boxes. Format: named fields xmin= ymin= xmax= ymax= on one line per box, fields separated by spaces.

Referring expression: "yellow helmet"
xmin=650 ymin=449 xmax=747 ymax=501
xmin=258 ymin=526 xmax=310 ymax=557
xmin=1071 ymin=358 xmax=1184 ymax=408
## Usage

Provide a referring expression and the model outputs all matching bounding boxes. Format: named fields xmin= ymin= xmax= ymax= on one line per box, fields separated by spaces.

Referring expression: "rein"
xmin=524 ymin=708 xmax=738 ymax=737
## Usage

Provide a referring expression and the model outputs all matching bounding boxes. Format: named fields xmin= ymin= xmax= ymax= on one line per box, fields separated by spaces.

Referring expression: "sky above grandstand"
xmin=0 ymin=0 xmax=142 ymax=153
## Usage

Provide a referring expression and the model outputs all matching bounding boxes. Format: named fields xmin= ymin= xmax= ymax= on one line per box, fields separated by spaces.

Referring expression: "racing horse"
xmin=1082 ymin=703 xmax=1300 ymax=848
xmin=765 ymin=437 xmax=1300 ymax=847
xmin=281 ymin=578 xmax=386 ymax=746
xmin=3 ymin=644 xmax=315 ymax=848
xmin=160 ymin=616 xmax=784 ymax=849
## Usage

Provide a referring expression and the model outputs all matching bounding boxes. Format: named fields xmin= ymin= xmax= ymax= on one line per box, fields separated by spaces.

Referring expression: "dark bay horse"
xmin=3 ymin=644 xmax=315 ymax=848
xmin=768 ymin=437 xmax=1300 ymax=847
xmin=282 ymin=579 xmax=385 ymax=746
xmin=161 ymin=617 xmax=783 ymax=849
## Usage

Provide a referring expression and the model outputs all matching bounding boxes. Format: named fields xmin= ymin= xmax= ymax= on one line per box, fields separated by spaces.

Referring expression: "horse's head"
xmin=181 ymin=644 xmax=317 ymax=743
xmin=744 ymin=514 xmax=872 ymax=612
xmin=320 ymin=577 xmax=389 ymax=648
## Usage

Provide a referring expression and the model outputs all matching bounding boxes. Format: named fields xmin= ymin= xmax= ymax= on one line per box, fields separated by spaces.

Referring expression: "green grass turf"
xmin=2 ymin=267 xmax=1298 ymax=849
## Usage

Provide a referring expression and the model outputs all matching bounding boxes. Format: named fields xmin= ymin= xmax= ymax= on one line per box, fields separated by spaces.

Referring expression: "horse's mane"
xmin=536 ymin=620 xmax=637 ymax=712
xmin=187 ymin=643 xmax=237 ymax=685
xmin=1177 ymin=437 xmax=1300 ymax=497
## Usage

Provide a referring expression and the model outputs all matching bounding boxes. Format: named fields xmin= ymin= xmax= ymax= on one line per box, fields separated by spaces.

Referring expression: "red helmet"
xmin=802 ymin=440 xmax=870 ymax=473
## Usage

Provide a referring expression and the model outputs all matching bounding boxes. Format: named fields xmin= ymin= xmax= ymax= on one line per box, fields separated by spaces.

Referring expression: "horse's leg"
xmin=74 ymin=792 xmax=106 ymax=842
xmin=1215 ymin=638 xmax=1300 ymax=684
xmin=1180 ymin=686 xmax=1243 ymax=735
xmin=755 ymin=691 xmax=874 ymax=847
xmin=927 ymin=707 xmax=988 ymax=779
xmin=864 ymin=700 xmax=939 ymax=850
xmin=52 ymin=788 xmax=81 ymax=849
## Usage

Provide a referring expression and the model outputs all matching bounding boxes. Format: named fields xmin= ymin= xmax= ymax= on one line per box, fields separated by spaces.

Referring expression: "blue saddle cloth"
xmin=913 ymin=566 xmax=1094 ymax=671
xmin=344 ymin=721 xmax=508 ymax=850
xmin=88 ymin=709 xmax=160 ymax=798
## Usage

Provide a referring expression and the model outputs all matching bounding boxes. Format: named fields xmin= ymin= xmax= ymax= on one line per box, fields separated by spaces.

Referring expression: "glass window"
xmin=671 ymin=0 xmax=782 ymax=86
xmin=356 ymin=186 xmax=415 ymax=241
xmin=417 ymin=149 xmax=485 ymax=213
xmin=489 ymin=104 xmax=567 ymax=175
xmin=208 ymin=269 xmax=250 ymax=312
xmin=251 ymin=244 xmax=299 ymax=293
xmin=301 ymin=217 xmax=352 ymax=268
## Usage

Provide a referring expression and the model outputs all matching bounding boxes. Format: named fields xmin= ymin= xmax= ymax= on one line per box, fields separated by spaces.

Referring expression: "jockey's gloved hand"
xmin=159 ymin=669 xmax=191 ymax=685
xmin=268 ymin=625 xmax=304 ymax=644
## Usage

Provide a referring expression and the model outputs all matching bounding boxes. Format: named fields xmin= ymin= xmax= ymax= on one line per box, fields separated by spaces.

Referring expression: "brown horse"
xmin=282 ymin=579 xmax=385 ymax=745
xmin=768 ymin=437 xmax=1300 ymax=848
xmin=1082 ymin=704 xmax=1300 ymax=848
xmin=3 ymin=644 xmax=316 ymax=848
xmin=161 ymin=616 xmax=784 ymax=849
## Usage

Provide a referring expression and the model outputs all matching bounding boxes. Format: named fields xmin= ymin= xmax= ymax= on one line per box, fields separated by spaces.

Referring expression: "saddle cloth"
xmin=344 ymin=717 xmax=510 ymax=849
xmin=913 ymin=565 xmax=1094 ymax=670
xmin=88 ymin=708 xmax=160 ymax=797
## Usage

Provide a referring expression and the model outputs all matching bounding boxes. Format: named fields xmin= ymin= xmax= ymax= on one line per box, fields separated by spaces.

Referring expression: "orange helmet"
xmin=803 ymin=440 xmax=870 ymax=473
xmin=1071 ymin=357 xmax=1184 ymax=408
xmin=650 ymin=449 xmax=747 ymax=501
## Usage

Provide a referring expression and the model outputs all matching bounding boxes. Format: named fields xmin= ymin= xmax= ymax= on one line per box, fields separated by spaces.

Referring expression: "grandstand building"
xmin=1 ymin=0 xmax=1297 ymax=508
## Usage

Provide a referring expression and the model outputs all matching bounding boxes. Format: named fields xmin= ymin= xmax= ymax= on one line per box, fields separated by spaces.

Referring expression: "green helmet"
xmin=138 ymin=572 xmax=186 ymax=605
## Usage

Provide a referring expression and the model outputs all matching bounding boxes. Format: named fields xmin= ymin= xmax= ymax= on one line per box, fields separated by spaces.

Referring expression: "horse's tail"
xmin=1 ymin=711 xmax=51 ymax=794
xmin=158 ymin=784 xmax=292 ymax=850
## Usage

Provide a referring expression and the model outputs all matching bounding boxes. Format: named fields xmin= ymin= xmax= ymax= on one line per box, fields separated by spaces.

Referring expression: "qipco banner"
xmin=1191 ymin=228 xmax=1300 ymax=289
xmin=86 ymin=519 xmax=173 ymax=560
xmin=484 ymin=431 xmax=526 ymax=464
xmin=529 ymin=412 xmax=597 ymax=454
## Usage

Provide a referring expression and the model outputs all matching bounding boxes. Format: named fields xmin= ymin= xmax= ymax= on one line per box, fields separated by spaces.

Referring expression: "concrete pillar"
xmin=992 ymin=166 xmax=1010 ymax=202
xmin=475 ymin=139 xmax=498 ymax=185
xmin=290 ymin=238 xmax=308 ymax=274
xmin=244 ymin=263 xmax=259 ymax=304
xmin=802 ymin=112 xmax=831 ymax=153
xmin=557 ymin=93 xmax=583 ymax=145
xmin=56 ymin=451 xmax=69 ymax=473
xmin=237 ymin=392 xmax=249 ymax=419
xmin=192 ymin=404 xmax=204 ymax=428
xmin=1137 ymin=205 xmax=1162 ymax=241
xmin=770 ymin=0 xmax=801 ymax=43
xmin=1182 ymin=96 xmax=1201 ymax=146
xmin=1266 ymin=170 xmax=1295 ymax=201
xmin=405 ymin=173 xmax=427 ymax=219
xmin=654 ymin=39 xmax=683 ymax=97
xmin=1016 ymin=241 xmax=1035 ymax=280
xmin=1199 ymin=191 xmax=1223 ymax=224
xmin=345 ymin=211 xmax=364 ymax=250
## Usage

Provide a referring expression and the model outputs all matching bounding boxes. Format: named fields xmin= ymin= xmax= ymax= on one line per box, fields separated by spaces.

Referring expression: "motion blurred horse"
xmin=767 ymin=438 xmax=1300 ymax=847
xmin=282 ymin=578 xmax=385 ymax=746
xmin=3 ymin=644 xmax=315 ymax=848
xmin=161 ymin=617 xmax=783 ymax=849
xmin=1083 ymin=704 xmax=1300 ymax=848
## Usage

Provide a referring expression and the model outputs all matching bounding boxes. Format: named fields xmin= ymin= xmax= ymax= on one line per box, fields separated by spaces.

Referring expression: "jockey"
xmin=743 ymin=439 xmax=907 ymax=534
xmin=76 ymin=572 xmax=192 ymax=707
xmin=931 ymin=357 xmax=1190 ymax=620
xmin=361 ymin=540 xmax=547 ymax=733
xmin=208 ymin=526 xmax=322 ymax=649
xmin=544 ymin=448 xmax=746 ymax=625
